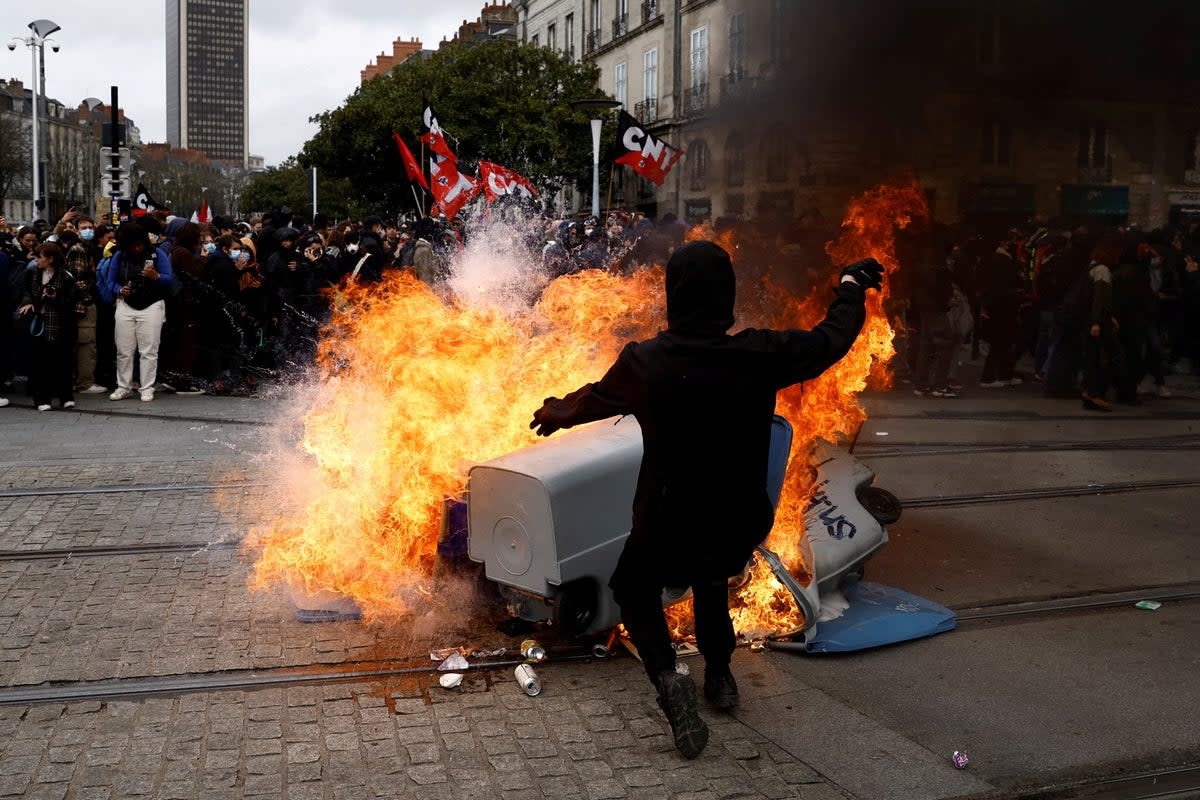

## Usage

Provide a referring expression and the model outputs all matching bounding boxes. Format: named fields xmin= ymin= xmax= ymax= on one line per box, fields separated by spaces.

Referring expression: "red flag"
xmin=612 ymin=110 xmax=683 ymax=186
xmin=393 ymin=133 xmax=429 ymax=190
xmin=419 ymin=101 xmax=456 ymax=161
xmin=478 ymin=161 xmax=538 ymax=203
xmin=429 ymin=153 xmax=479 ymax=221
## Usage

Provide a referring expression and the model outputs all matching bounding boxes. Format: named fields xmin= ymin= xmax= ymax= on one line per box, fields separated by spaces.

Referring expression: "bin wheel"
xmin=554 ymin=577 xmax=599 ymax=637
xmin=856 ymin=486 xmax=902 ymax=524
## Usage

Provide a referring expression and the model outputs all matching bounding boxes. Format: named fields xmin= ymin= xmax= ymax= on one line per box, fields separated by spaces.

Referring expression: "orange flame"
xmin=248 ymin=180 xmax=929 ymax=636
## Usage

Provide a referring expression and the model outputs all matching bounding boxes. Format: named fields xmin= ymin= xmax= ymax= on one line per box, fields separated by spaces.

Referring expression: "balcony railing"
xmin=720 ymin=71 xmax=759 ymax=101
xmin=683 ymin=83 xmax=710 ymax=116
xmin=634 ymin=98 xmax=658 ymax=123
xmin=612 ymin=14 xmax=628 ymax=38
xmin=641 ymin=1 xmax=660 ymax=25
xmin=585 ymin=29 xmax=601 ymax=53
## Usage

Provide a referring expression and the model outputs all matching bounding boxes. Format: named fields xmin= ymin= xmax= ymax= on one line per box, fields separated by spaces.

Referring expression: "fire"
xmin=247 ymin=180 xmax=928 ymax=637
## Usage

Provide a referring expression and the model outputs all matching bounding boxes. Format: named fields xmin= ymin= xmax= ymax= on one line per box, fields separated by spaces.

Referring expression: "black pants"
xmin=914 ymin=309 xmax=955 ymax=390
xmin=981 ymin=309 xmax=1020 ymax=383
xmin=29 ymin=336 xmax=75 ymax=406
xmin=94 ymin=303 xmax=117 ymax=389
xmin=610 ymin=545 xmax=735 ymax=684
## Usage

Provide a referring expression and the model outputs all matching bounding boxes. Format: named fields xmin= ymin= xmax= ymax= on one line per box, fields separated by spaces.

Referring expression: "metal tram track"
xmin=855 ymin=433 xmax=1200 ymax=459
xmin=0 ymin=480 xmax=266 ymax=499
xmin=2 ymin=478 xmax=1197 ymax=564
xmin=1 ymin=582 xmax=1196 ymax=708
xmin=963 ymin=764 xmax=1200 ymax=800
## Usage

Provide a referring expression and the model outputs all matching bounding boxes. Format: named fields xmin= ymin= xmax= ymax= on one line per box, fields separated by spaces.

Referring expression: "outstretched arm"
xmin=530 ymin=383 xmax=629 ymax=436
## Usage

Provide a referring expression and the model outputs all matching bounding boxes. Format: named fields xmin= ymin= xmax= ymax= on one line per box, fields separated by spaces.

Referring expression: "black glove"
xmin=840 ymin=258 xmax=884 ymax=291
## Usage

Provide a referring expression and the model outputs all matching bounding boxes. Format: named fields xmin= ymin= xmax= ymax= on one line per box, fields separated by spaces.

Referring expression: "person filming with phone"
xmin=98 ymin=222 xmax=174 ymax=402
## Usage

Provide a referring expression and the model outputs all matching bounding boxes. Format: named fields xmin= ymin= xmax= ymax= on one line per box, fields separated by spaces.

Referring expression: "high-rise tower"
xmin=166 ymin=0 xmax=248 ymax=166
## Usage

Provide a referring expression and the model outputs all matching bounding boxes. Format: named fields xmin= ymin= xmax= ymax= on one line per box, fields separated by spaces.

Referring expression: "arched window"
xmin=687 ymin=139 xmax=709 ymax=191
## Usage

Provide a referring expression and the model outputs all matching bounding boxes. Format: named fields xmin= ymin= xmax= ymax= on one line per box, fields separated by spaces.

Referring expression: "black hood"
xmin=666 ymin=240 xmax=735 ymax=336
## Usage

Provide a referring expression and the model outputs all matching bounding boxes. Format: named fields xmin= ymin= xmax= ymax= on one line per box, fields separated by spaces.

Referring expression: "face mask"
xmin=79 ymin=228 xmax=95 ymax=241
xmin=202 ymin=242 xmax=217 ymax=255
xmin=346 ymin=243 xmax=359 ymax=253
xmin=229 ymin=249 xmax=242 ymax=260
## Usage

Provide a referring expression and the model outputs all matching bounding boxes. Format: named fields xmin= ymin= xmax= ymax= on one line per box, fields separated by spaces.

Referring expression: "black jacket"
xmin=533 ymin=241 xmax=867 ymax=581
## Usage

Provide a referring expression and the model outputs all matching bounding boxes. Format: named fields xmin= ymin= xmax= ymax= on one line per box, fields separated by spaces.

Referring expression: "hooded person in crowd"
xmin=529 ymin=241 xmax=882 ymax=759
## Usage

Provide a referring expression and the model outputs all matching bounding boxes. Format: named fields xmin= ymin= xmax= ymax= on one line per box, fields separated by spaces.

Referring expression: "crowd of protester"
xmin=1 ymin=203 xmax=1198 ymax=412
xmin=892 ymin=219 xmax=1200 ymax=410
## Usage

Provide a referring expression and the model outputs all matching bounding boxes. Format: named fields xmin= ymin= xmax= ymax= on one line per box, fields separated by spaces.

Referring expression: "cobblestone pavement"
xmin=0 ymin=661 xmax=845 ymax=800
xmin=0 ymin=399 xmax=856 ymax=799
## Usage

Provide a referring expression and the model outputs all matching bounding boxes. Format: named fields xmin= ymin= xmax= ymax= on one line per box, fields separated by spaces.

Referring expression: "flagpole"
xmin=410 ymin=185 xmax=423 ymax=218
xmin=606 ymin=163 xmax=615 ymax=216
xmin=420 ymin=141 xmax=428 ymax=217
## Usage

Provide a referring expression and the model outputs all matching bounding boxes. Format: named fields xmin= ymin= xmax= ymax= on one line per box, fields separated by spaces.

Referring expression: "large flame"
xmin=248 ymin=180 xmax=929 ymax=637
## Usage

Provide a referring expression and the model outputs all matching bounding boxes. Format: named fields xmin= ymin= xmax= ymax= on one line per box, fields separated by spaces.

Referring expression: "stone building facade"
xmin=513 ymin=0 xmax=1200 ymax=232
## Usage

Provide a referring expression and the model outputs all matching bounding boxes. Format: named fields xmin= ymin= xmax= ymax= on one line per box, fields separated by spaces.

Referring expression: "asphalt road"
xmin=0 ymin=360 xmax=1196 ymax=800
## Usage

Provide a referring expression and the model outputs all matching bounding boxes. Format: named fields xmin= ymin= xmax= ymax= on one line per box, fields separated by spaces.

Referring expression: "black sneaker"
xmin=656 ymin=671 xmax=708 ymax=758
xmin=703 ymin=666 xmax=739 ymax=711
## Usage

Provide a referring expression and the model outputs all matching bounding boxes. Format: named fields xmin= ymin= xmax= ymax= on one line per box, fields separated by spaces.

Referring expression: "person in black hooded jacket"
xmin=530 ymin=240 xmax=882 ymax=758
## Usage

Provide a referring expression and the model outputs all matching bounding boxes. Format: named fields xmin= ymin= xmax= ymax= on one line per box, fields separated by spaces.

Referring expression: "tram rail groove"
xmin=977 ymin=764 xmax=1200 ymax=800
xmin=953 ymin=582 xmax=1200 ymax=624
xmin=902 ymin=478 xmax=1200 ymax=509
xmin=0 ymin=481 xmax=266 ymax=499
xmin=0 ymin=651 xmax=602 ymax=706
xmin=3 ymin=479 xmax=1198 ymax=563
xmin=2 ymin=583 xmax=1194 ymax=706
xmin=856 ymin=434 xmax=1200 ymax=459
xmin=0 ymin=540 xmax=241 ymax=562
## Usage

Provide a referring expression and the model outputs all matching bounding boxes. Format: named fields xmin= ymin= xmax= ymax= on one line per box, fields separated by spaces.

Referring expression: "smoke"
xmin=447 ymin=214 xmax=548 ymax=316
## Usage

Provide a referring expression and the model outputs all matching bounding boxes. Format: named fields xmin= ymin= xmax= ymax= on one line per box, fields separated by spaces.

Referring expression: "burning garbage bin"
xmin=466 ymin=415 xmax=899 ymax=639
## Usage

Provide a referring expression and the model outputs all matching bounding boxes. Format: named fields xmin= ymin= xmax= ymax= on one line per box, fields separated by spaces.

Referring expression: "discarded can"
xmin=1134 ymin=600 xmax=1162 ymax=611
xmin=514 ymin=663 xmax=541 ymax=696
xmin=520 ymin=639 xmax=547 ymax=663
xmin=952 ymin=751 xmax=969 ymax=769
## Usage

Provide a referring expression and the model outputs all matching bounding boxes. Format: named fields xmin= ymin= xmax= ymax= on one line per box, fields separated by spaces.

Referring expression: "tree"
xmin=240 ymin=157 xmax=359 ymax=220
xmin=0 ymin=111 xmax=30 ymax=202
xmin=301 ymin=38 xmax=609 ymax=217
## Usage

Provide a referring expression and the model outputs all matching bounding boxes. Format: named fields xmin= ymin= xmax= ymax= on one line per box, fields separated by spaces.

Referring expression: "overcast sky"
xmin=2 ymin=0 xmax=494 ymax=166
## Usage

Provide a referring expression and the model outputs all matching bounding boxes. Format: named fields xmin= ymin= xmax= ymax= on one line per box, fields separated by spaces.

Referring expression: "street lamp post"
xmin=571 ymin=98 xmax=621 ymax=219
xmin=8 ymin=19 xmax=60 ymax=222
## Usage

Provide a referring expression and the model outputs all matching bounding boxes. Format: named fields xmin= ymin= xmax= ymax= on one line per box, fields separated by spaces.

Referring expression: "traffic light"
xmin=100 ymin=146 xmax=131 ymax=199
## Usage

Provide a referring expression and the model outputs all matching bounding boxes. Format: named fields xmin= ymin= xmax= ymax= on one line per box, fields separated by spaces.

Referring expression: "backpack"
xmin=95 ymin=255 xmax=116 ymax=305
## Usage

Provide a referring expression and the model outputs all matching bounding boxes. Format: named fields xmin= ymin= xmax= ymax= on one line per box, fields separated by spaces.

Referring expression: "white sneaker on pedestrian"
xmin=109 ymin=388 xmax=134 ymax=401
xmin=36 ymin=404 xmax=51 ymax=412
xmin=1158 ymin=385 xmax=1173 ymax=398
xmin=63 ymin=400 xmax=76 ymax=409
xmin=0 ymin=397 xmax=8 ymax=408
xmin=979 ymin=380 xmax=1006 ymax=388
xmin=1008 ymin=377 xmax=1024 ymax=386
xmin=81 ymin=384 xmax=108 ymax=394
xmin=140 ymin=389 xmax=154 ymax=403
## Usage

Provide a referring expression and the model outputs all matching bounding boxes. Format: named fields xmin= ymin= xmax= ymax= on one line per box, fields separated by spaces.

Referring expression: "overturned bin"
xmin=465 ymin=414 xmax=905 ymax=642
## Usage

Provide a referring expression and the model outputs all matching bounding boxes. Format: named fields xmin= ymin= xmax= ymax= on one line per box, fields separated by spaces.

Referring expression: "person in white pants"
xmin=98 ymin=222 xmax=175 ymax=402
